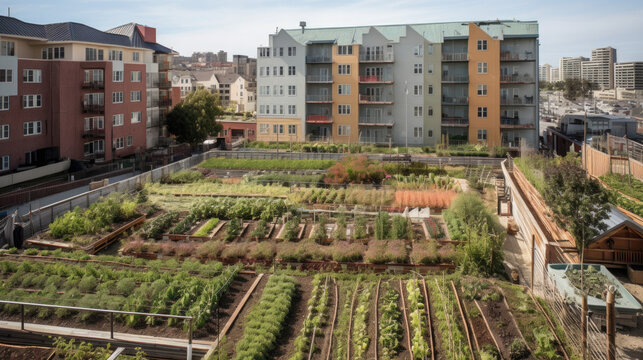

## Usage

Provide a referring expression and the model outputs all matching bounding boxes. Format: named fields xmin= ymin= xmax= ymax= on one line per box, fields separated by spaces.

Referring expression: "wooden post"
xmin=531 ymin=234 xmax=535 ymax=291
xmin=582 ymin=295 xmax=588 ymax=360
xmin=606 ymin=288 xmax=616 ymax=360
xmin=110 ymin=312 xmax=114 ymax=339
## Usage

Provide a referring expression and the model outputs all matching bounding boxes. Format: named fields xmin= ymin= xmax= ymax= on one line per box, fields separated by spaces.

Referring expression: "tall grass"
xmin=200 ymin=158 xmax=336 ymax=170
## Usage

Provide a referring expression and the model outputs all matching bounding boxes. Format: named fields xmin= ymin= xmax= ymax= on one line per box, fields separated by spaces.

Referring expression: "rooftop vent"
xmin=300 ymin=21 xmax=306 ymax=34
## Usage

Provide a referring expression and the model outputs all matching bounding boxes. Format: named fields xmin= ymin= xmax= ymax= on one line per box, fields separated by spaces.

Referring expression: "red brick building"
xmin=0 ymin=16 xmax=175 ymax=173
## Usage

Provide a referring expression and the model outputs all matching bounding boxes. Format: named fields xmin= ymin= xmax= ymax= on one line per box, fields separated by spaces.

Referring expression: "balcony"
xmin=442 ymin=74 xmax=469 ymax=83
xmin=358 ymin=115 xmax=394 ymax=126
xmin=501 ymin=74 xmax=535 ymax=84
xmin=81 ymin=80 xmax=104 ymax=89
xmin=501 ymin=139 xmax=522 ymax=149
xmin=306 ymin=55 xmax=332 ymax=63
xmin=306 ymin=74 xmax=333 ymax=83
xmin=84 ymin=151 xmax=105 ymax=160
xmin=81 ymin=102 xmax=105 ymax=114
xmin=158 ymin=98 xmax=172 ymax=107
xmin=500 ymin=117 xmax=535 ymax=129
xmin=158 ymin=61 xmax=171 ymax=71
xmin=441 ymin=117 xmax=469 ymax=127
xmin=501 ymin=96 xmax=535 ymax=106
xmin=82 ymin=128 xmax=105 ymax=139
xmin=159 ymin=79 xmax=172 ymax=89
xmin=359 ymin=135 xmax=390 ymax=145
xmin=306 ymin=115 xmax=333 ymax=124
xmin=358 ymin=52 xmax=394 ymax=63
xmin=306 ymin=94 xmax=332 ymax=103
xmin=359 ymin=75 xmax=393 ymax=83
xmin=441 ymin=96 xmax=468 ymax=105
xmin=359 ymin=94 xmax=394 ymax=105
xmin=500 ymin=51 xmax=536 ymax=62
xmin=442 ymin=53 xmax=468 ymax=62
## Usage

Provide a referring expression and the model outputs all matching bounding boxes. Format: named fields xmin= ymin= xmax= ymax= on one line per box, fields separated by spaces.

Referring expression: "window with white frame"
xmin=259 ymin=67 xmax=264 ymax=76
xmin=279 ymin=66 xmax=284 ymax=76
xmin=130 ymin=71 xmax=141 ymax=82
xmin=427 ymin=85 xmax=433 ymax=94
xmin=1 ymin=156 xmax=9 ymax=171
xmin=132 ymin=52 xmax=140 ymax=62
xmin=1 ymin=41 xmax=15 ymax=56
xmin=113 ymin=114 xmax=124 ymax=126
xmin=427 ymin=106 xmax=433 ymax=116
xmin=477 ymin=62 xmax=488 ymax=74
xmin=112 ymin=92 xmax=123 ymax=103
xmin=272 ymin=66 xmax=277 ymax=76
xmin=273 ymin=124 xmax=284 ymax=134
xmin=259 ymin=48 xmax=270 ymax=57
xmin=338 ymin=125 xmax=350 ymax=136
xmin=413 ymin=85 xmax=423 ymax=95
xmin=108 ymin=50 xmax=123 ymax=61
xmin=337 ymin=45 xmax=352 ymax=55
xmin=23 ymin=69 xmax=42 ymax=83
xmin=279 ymin=47 xmax=284 ymax=56
xmin=130 ymin=91 xmax=141 ymax=102
xmin=0 ymin=124 xmax=8 ymax=139
xmin=413 ymin=64 xmax=422 ymax=74
xmin=23 ymin=121 xmax=41 ymax=135
xmin=477 ymin=129 xmax=487 ymax=141
xmin=114 ymin=137 xmax=124 ymax=149
xmin=23 ymin=95 xmax=42 ymax=108
xmin=0 ymin=69 xmax=13 ymax=82
xmin=288 ymin=66 xmax=296 ymax=75
xmin=127 ymin=135 xmax=133 ymax=146
xmin=288 ymin=105 xmax=296 ymax=115
xmin=338 ymin=64 xmax=351 ymax=75
xmin=338 ymin=84 xmax=350 ymax=95
xmin=259 ymin=123 xmax=269 ymax=134
xmin=288 ymin=47 xmax=296 ymax=56
xmin=413 ymin=106 xmax=423 ymax=117
xmin=426 ymin=44 xmax=434 ymax=55
xmin=288 ymin=124 xmax=296 ymax=135
xmin=84 ymin=93 xmax=104 ymax=105
xmin=477 ymin=107 xmax=487 ymax=118
xmin=84 ymin=116 xmax=104 ymax=130
xmin=427 ymin=64 xmax=434 ymax=74
xmin=413 ymin=127 xmax=423 ymax=137
xmin=85 ymin=48 xmax=103 ymax=61
xmin=338 ymin=104 xmax=351 ymax=114
xmin=477 ymin=84 xmax=488 ymax=96
xmin=278 ymin=105 xmax=284 ymax=114
xmin=0 ymin=96 xmax=8 ymax=110
xmin=265 ymin=67 xmax=270 ymax=76
xmin=84 ymin=140 xmax=104 ymax=155
xmin=477 ymin=40 xmax=488 ymax=51
xmin=413 ymin=45 xmax=423 ymax=56
xmin=84 ymin=69 xmax=104 ymax=84
xmin=288 ymin=85 xmax=296 ymax=96
xmin=113 ymin=71 xmax=123 ymax=82
xmin=131 ymin=111 xmax=142 ymax=123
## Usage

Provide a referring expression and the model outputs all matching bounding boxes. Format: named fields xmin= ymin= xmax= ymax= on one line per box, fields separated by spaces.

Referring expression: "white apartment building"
xmin=559 ymin=56 xmax=587 ymax=80
xmin=614 ymin=62 xmax=643 ymax=90
xmin=171 ymin=70 xmax=195 ymax=97
xmin=581 ymin=46 xmax=617 ymax=89
xmin=539 ymin=63 xmax=552 ymax=82
xmin=550 ymin=67 xmax=560 ymax=82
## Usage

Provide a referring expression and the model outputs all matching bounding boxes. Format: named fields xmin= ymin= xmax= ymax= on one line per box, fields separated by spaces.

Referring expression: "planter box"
xmin=627 ymin=265 xmax=643 ymax=285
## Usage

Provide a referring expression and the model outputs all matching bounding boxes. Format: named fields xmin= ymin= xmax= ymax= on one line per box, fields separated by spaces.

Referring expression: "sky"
xmin=6 ymin=0 xmax=643 ymax=67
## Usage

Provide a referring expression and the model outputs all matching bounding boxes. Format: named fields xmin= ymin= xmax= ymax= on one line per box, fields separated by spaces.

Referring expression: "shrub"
xmin=249 ymin=219 xmax=268 ymax=239
xmin=161 ymin=170 xmax=204 ymax=184
xmin=365 ymin=240 xmax=408 ymax=264
xmin=116 ymin=278 xmax=137 ymax=296
xmin=353 ymin=216 xmax=367 ymax=240
xmin=331 ymin=241 xmax=365 ymax=262
xmin=411 ymin=240 xmax=439 ymax=264
xmin=281 ymin=217 xmax=301 ymax=242
xmin=249 ymin=242 xmax=276 ymax=260
xmin=200 ymin=157 xmax=335 ymax=170
xmin=78 ymin=275 xmax=98 ymax=293
xmin=196 ymin=241 xmax=224 ymax=259
xmin=324 ymin=156 xmax=387 ymax=185
xmin=221 ymin=242 xmax=250 ymax=259
xmin=374 ymin=212 xmax=390 ymax=240
xmin=390 ymin=215 xmax=412 ymax=240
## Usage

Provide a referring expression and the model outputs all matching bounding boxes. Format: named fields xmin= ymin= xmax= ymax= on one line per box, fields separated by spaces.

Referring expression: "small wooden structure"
xmin=584 ymin=210 xmax=643 ymax=268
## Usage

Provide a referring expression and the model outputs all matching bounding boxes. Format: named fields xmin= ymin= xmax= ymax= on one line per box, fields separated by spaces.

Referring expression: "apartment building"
xmin=0 ymin=16 xmax=176 ymax=173
xmin=550 ymin=67 xmax=560 ymax=82
xmin=256 ymin=21 xmax=539 ymax=149
xmin=171 ymin=70 xmax=195 ymax=98
xmin=539 ymin=63 xmax=552 ymax=82
xmin=581 ymin=46 xmax=617 ymax=89
xmin=559 ymin=56 xmax=588 ymax=81
xmin=614 ymin=62 xmax=643 ymax=90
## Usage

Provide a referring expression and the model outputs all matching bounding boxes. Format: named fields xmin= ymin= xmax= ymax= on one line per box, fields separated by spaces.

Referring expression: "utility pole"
xmin=405 ymin=81 xmax=409 ymax=152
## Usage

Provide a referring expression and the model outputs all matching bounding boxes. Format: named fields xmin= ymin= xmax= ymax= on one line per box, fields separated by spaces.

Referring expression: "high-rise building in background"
xmin=539 ymin=63 xmax=552 ymax=82
xmin=549 ymin=67 xmax=560 ymax=82
xmin=256 ymin=20 xmax=539 ymax=149
xmin=217 ymin=50 xmax=228 ymax=63
xmin=581 ymin=46 xmax=616 ymax=89
xmin=559 ymin=56 xmax=587 ymax=80
xmin=0 ymin=16 xmax=176 ymax=172
xmin=614 ymin=62 xmax=643 ymax=90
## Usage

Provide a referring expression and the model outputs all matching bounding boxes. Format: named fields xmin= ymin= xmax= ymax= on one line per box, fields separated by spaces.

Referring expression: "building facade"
xmin=550 ymin=67 xmax=560 ymax=82
xmin=0 ymin=16 xmax=175 ymax=173
xmin=559 ymin=56 xmax=587 ymax=81
xmin=539 ymin=63 xmax=552 ymax=82
xmin=581 ymin=46 xmax=616 ymax=89
xmin=615 ymin=62 xmax=643 ymax=90
xmin=256 ymin=21 xmax=539 ymax=149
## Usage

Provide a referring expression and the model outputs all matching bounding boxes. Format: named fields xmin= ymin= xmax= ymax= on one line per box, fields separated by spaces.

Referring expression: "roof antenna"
xmin=7 ymin=7 xmax=10 ymax=17
xmin=300 ymin=21 xmax=306 ymax=34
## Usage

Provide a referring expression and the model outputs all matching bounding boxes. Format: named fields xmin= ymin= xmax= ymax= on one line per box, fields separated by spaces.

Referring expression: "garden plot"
xmin=377 ymin=281 xmax=409 ymax=360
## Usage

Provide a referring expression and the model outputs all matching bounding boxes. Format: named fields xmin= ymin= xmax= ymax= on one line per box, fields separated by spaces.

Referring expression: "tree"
xmin=542 ymin=161 xmax=610 ymax=359
xmin=166 ymin=88 xmax=223 ymax=145
xmin=562 ymin=78 xmax=594 ymax=102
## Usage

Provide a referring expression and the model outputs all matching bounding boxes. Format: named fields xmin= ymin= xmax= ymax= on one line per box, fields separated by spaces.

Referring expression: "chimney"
xmin=300 ymin=21 xmax=306 ymax=34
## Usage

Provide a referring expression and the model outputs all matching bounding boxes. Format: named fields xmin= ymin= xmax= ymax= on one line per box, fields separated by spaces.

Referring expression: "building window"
xmin=23 ymin=121 xmax=41 ymax=136
xmin=337 ymin=45 xmax=353 ymax=55
xmin=113 ymin=71 xmax=123 ymax=82
xmin=259 ymin=48 xmax=270 ymax=57
xmin=427 ymin=64 xmax=434 ymax=74
xmin=413 ymin=106 xmax=423 ymax=117
xmin=477 ymin=84 xmax=488 ymax=96
xmin=131 ymin=111 xmax=142 ymax=123
xmin=1 ymin=41 xmax=15 ymax=56
xmin=85 ymin=48 xmax=103 ymax=61
xmin=338 ymin=64 xmax=351 ymax=75
xmin=477 ymin=40 xmax=488 ymax=51
xmin=272 ymin=124 xmax=284 ymax=134
xmin=427 ymin=106 xmax=433 ymax=116
xmin=338 ymin=84 xmax=351 ymax=95
xmin=259 ymin=123 xmax=269 ymax=134
xmin=112 ymin=92 xmax=123 ymax=104
xmin=23 ymin=95 xmax=42 ymax=108
xmin=127 ymin=135 xmax=133 ymax=146
xmin=477 ymin=107 xmax=487 ymax=118
xmin=338 ymin=104 xmax=351 ymax=114
xmin=131 ymin=71 xmax=141 ymax=82
xmin=288 ymin=47 xmax=296 ymax=56
xmin=84 ymin=116 xmax=104 ymax=130
xmin=288 ymin=124 xmax=297 ymax=135
xmin=0 ymin=96 xmax=9 ymax=110
xmin=278 ymin=66 xmax=284 ymax=76
xmin=477 ymin=129 xmax=487 ymax=141
xmin=23 ymin=69 xmax=42 ymax=83
xmin=108 ymin=50 xmax=123 ymax=61
xmin=0 ymin=69 xmax=13 ymax=82
xmin=427 ymin=85 xmax=433 ymax=94
xmin=0 ymin=124 xmax=9 ymax=139
xmin=84 ymin=140 xmax=104 ymax=155
xmin=42 ymin=46 xmax=64 ymax=59
xmin=288 ymin=66 xmax=296 ymax=75
xmin=132 ymin=52 xmax=140 ymax=62
xmin=114 ymin=137 xmax=124 ymax=149
xmin=130 ymin=91 xmax=141 ymax=102
xmin=288 ymin=105 xmax=296 ymax=115
xmin=413 ymin=127 xmax=423 ymax=137
xmin=288 ymin=85 xmax=296 ymax=96
xmin=413 ymin=64 xmax=422 ymax=74
xmin=426 ymin=44 xmax=434 ymax=55
xmin=428 ymin=130 xmax=433 ymax=137
xmin=477 ymin=62 xmax=488 ymax=74
xmin=84 ymin=93 xmax=104 ymax=105
xmin=413 ymin=85 xmax=423 ymax=95
xmin=113 ymin=114 xmax=124 ymax=126
xmin=338 ymin=125 xmax=351 ymax=136
xmin=1 ymin=156 xmax=9 ymax=171
xmin=279 ymin=47 xmax=284 ymax=56
xmin=413 ymin=45 xmax=423 ymax=56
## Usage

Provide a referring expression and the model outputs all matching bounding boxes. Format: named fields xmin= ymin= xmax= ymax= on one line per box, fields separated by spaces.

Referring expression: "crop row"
xmin=289 ymin=187 xmax=394 ymax=206
xmin=378 ymin=283 xmax=403 ymax=360
xmin=200 ymin=157 xmax=336 ymax=170
xmin=406 ymin=279 xmax=430 ymax=359
xmin=351 ymin=283 xmax=372 ymax=359
xmin=428 ymin=277 xmax=471 ymax=360
xmin=289 ymin=275 xmax=330 ymax=360
xmin=146 ymin=181 xmax=291 ymax=197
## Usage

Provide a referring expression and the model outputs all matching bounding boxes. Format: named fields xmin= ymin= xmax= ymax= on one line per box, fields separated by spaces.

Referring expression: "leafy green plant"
xmin=533 ymin=327 xmax=560 ymax=360
xmin=353 ymin=215 xmax=367 ymax=240
xmin=351 ymin=284 xmax=372 ymax=359
xmin=374 ymin=212 xmax=391 ymax=240
xmin=224 ymin=218 xmax=243 ymax=242
xmin=249 ymin=219 xmax=268 ymax=239
xmin=510 ymin=338 xmax=530 ymax=360
xmin=194 ymin=218 xmax=220 ymax=237
xmin=406 ymin=279 xmax=430 ymax=359
xmin=142 ymin=211 xmax=179 ymax=239
xmin=379 ymin=284 xmax=402 ymax=360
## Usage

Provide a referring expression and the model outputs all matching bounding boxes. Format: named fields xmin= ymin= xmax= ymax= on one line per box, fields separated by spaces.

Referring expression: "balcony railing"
xmin=441 ymin=117 xmax=469 ymax=126
xmin=81 ymin=80 xmax=104 ymax=89
xmin=306 ymin=74 xmax=333 ymax=83
xmin=501 ymin=117 xmax=535 ymax=129
xmin=159 ymin=80 xmax=172 ymax=88
xmin=442 ymin=74 xmax=469 ymax=82
xmin=442 ymin=53 xmax=468 ymax=62
xmin=501 ymin=96 xmax=535 ymax=105
xmin=358 ymin=115 xmax=394 ymax=126
xmin=81 ymin=102 xmax=105 ymax=114
xmin=306 ymin=115 xmax=333 ymax=123
xmin=306 ymin=55 xmax=332 ymax=63
xmin=500 ymin=74 xmax=535 ymax=83
xmin=359 ymin=75 xmax=393 ymax=83
xmin=441 ymin=96 xmax=468 ymax=105
xmin=158 ymin=99 xmax=172 ymax=107
xmin=358 ymin=52 xmax=394 ymax=63
xmin=82 ymin=128 xmax=105 ymax=138
xmin=359 ymin=135 xmax=390 ymax=144
xmin=500 ymin=51 xmax=536 ymax=61
xmin=359 ymin=94 xmax=394 ymax=104
xmin=306 ymin=94 xmax=332 ymax=102
xmin=158 ymin=61 xmax=171 ymax=71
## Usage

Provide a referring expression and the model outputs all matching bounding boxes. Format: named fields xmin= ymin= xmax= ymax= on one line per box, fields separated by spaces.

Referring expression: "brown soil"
xmin=274 ymin=276 xmax=314 ymax=360
xmin=462 ymin=299 xmax=497 ymax=355
xmin=478 ymin=298 xmax=529 ymax=360
xmin=0 ymin=343 xmax=53 ymax=360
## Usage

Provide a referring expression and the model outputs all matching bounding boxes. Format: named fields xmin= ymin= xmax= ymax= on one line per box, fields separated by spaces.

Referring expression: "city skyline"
xmin=7 ymin=0 xmax=643 ymax=67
